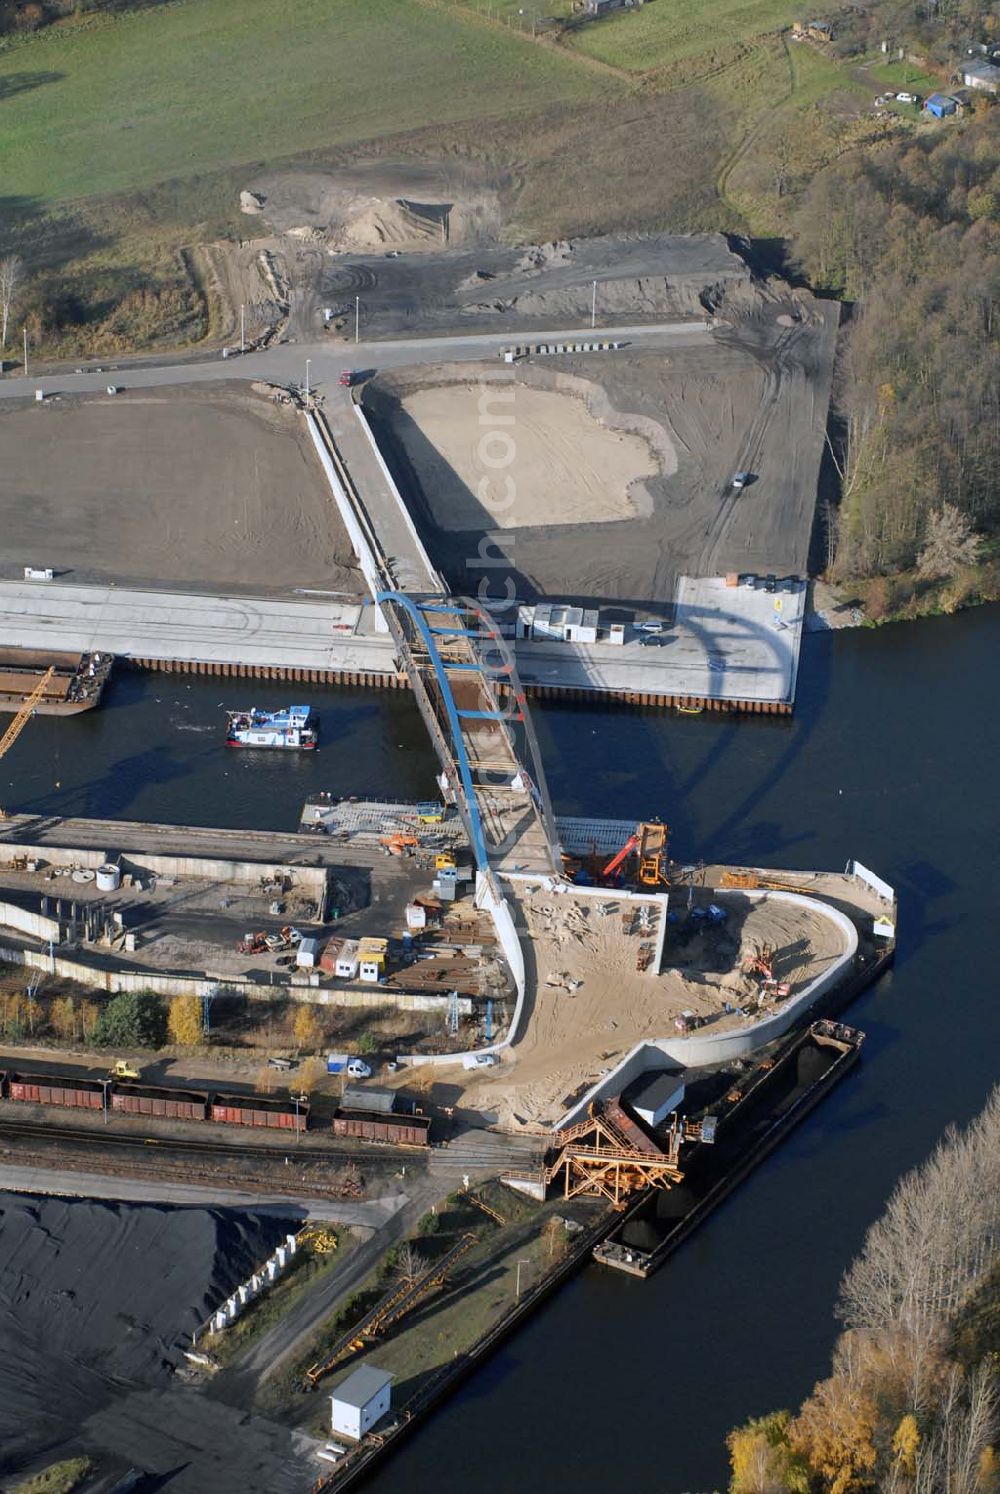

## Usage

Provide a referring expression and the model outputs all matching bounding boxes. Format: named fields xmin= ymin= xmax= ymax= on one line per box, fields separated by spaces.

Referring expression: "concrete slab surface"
xmin=0 ymin=579 xmax=397 ymax=672
xmin=517 ymin=576 xmax=805 ymax=706
xmin=0 ymin=573 xmax=802 ymax=705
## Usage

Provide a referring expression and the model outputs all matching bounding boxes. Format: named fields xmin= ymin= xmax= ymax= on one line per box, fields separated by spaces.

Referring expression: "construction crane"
xmin=602 ymin=820 xmax=670 ymax=887
xmin=0 ymin=667 xmax=55 ymax=820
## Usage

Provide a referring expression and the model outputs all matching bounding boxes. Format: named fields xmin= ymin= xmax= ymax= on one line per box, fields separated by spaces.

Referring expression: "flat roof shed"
xmin=330 ymin=1365 xmax=394 ymax=1441
xmin=628 ymin=1071 xmax=687 ymax=1128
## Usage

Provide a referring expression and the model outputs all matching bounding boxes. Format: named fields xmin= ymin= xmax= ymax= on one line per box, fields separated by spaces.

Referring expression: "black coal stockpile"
xmin=0 ymin=1195 xmax=292 ymax=1478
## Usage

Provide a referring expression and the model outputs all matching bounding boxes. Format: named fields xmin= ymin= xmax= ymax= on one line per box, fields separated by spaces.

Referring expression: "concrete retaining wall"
xmin=0 ymin=901 xmax=61 ymax=943
xmin=0 ymin=842 xmax=326 ymax=896
xmin=553 ymin=890 xmax=860 ymax=1128
xmin=0 ymin=943 xmax=470 ymax=1015
xmin=351 ymin=403 xmax=444 ymax=593
xmin=848 ymin=859 xmax=895 ymax=904
xmin=394 ymin=872 xmax=522 ymax=1068
xmin=305 ymin=412 xmax=389 ymax=630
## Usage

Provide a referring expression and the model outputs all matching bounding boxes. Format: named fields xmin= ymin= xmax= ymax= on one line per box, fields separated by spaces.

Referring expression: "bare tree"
xmin=393 ymin=1242 xmax=428 ymax=1282
xmin=0 ymin=255 xmax=22 ymax=352
xmin=916 ymin=503 xmax=981 ymax=579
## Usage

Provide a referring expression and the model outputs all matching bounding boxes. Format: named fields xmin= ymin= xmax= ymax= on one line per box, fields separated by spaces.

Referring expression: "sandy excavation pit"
xmin=0 ymin=383 xmax=361 ymax=595
xmin=465 ymin=887 xmax=850 ymax=1130
xmin=383 ymin=374 xmax=669 ymax=533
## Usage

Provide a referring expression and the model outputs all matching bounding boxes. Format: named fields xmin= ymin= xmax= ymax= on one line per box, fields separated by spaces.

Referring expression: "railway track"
xmin=0 ymin=1117 xmax=537 ymax=1171
xmin=0 ymin=1117 xmax=413 ymax=1164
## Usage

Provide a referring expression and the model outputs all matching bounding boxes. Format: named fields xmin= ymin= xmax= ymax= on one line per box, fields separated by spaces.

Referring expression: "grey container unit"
xmin=628 ymin=1071 xmax=686 ymax=1128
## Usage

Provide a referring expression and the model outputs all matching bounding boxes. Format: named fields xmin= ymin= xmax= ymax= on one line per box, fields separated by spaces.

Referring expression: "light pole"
xmin=23 ymin=326 xmax=28 ymax=378
xmin=591 ymin=279 xmax=597 ymax=330
xmin=305 ymin=359 xmax=312 ymax=400
xmin=240 ymin=302 xmax=246 ymax=354
xmin=355 ymin=295 xmax=360 ymax=344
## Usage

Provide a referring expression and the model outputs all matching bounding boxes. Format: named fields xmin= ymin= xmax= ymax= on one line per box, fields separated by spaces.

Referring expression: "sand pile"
xmin=333 ymin=197 xmax=447 ymax=252
xmin=389 ymin=379 xmax=661 ymax=532
xmin=241 ymin=164 xmax=502 ymax=252
xmin=462 ymin=888 xmax=850 ymax=1129
xmin=0 ymin=1194 xmax=292 ymax=1475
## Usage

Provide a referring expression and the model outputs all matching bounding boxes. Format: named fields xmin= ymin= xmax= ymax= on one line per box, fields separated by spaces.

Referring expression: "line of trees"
xmin=727 ymin=1085 xmax=1000 ymax=1492
xmin=791 ymin=109 xmax=1000 ymax=601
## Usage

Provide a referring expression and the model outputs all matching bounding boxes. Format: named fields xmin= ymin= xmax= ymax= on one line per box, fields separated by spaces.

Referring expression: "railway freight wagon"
xmin=211 ymin=1092 xmax=309 ymax=1132
xmin=8 ymin=1070 xmax=107 ymax=1111
xmin=111 ymin=1083 xmax=209 ymax=1122
xmin=331 ymin=1109 xmax=431 ymax=1147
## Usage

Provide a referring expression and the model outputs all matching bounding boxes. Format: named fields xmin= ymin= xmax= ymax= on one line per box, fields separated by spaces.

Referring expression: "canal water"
xmin=5 ymin=607 xmax=999 ymax=1491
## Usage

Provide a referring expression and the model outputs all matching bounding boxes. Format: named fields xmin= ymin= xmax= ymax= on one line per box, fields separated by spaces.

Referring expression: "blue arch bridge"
xmin=376 ymin=591 xmax=562 ymax=879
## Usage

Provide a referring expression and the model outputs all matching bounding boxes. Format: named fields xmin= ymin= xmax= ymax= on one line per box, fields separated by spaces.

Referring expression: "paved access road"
xmin=0 ymin=1161 xmax=408 ymax=1224
xmin=1 ymin=320 xmax=710 ymax=401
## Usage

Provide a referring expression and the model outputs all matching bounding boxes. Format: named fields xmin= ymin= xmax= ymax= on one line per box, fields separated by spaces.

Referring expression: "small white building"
xmin=629 ymin=1072 xmax=686 ymax=1128
xmin=330 ymin=1365 xmax=393 ymax=1441
xmin=963 ymin=59 xmax=1000 ymax=92
xmin=296 ymin=937 xmax=321 ymax=969
xmin=335 ymin=939 xmax=360 ymax=979
xmin=519 ymin=602 xmax=600 ymax=644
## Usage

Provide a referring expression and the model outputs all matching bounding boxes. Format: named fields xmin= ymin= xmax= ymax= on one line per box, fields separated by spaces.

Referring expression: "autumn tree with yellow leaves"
xmin=727 ymin=1086 xmax=1000 ymax=1492
xmin=168 ymin=993 xmax=203 ymax=1047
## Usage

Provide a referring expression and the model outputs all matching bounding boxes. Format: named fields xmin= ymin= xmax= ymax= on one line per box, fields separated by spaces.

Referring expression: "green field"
xmin=865 ymin=57 xmax=940 ymax=94
xmin=0 ymin=0 xmax=878 ymax=358
xmin=565 ymin=0 xmax=803 ymax=71
xmin=0 ymin=0 xmax=604 ymax=204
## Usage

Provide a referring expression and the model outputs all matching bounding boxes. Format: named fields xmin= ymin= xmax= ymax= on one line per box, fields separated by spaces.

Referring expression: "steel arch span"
xmin=376 ymin=590 xmax=561 ymax=876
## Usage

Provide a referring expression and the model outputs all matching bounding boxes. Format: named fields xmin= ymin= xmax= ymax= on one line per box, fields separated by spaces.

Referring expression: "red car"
xmin=338 ymin=369 xmax=354 ymax=387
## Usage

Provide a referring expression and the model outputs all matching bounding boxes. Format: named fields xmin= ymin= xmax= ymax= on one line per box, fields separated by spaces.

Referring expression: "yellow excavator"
xmin=0 ymin=667 xmax=55 ymax=820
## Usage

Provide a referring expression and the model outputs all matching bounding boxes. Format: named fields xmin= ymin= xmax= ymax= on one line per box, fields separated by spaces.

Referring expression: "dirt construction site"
xmin=0 ymin=382 xmax=361 ymax=596
xmin=363 ymin=290 xmax=837 ymax=608
xmin=462 ymin=883 xmax=854 ymax=1131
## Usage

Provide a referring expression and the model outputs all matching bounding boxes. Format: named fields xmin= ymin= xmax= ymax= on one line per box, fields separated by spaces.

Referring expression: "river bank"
xmin=0 ymin=605 xmax=998 ymax=1491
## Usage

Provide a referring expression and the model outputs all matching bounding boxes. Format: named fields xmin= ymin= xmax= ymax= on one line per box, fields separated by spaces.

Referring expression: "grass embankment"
xmin=0 ymin=0 xmax=605 ymax=353
xmin=564 ymin=0 xmax=802 ymax=70
xmin=0 ymin=0 xmax=894 ymax=357
xmin=10 ymin=1460 xmax=93 ymax=1494
xmin=0 ymin=0 xmax=599 ymax=204
xmin=265 ymin=1183 xmax=601 ymax=1421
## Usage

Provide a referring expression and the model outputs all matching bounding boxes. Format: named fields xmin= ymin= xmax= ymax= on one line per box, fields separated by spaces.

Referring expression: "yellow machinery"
xmin=435 ymin=851 xmax=457 ymax=871
xmin=0 ymin=667 xmax=55 ymax=820
xmin=109 ymin=1060 xmax=141 ymax=1081
xmin=637 ymin=821 xmax=668 ymax=886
